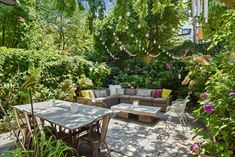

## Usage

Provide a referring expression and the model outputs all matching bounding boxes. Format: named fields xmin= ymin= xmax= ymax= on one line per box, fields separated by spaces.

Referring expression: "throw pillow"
xmin=137 ymin=89 xmax=152 ymax=97
xmin=154 ymin=89 xmax=162 ymax=98
xmin=125 ymin=88 xmax=136 ymax=95
xmin=161 ymin=89 xmax=172 ymax=98
xmin=109 ymin=85 xmax=121 ymax=95
xmin=89 ymin=90 xmax=96 ymax=99
xmin=80 ymin=90 xmax=91 ymax=98
xmin=94 ymin=90 xmax=108 ymax=98
xmin=116 ymin=88 xmax=124 ymax=95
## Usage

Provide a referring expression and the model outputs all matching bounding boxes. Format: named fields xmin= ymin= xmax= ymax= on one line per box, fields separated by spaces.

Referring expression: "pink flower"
xmin=203 ymin=102 xmax=214 ymax=114
xmin=190 ymin=142 xmax=201 ymax=154
xmin=229 ymin=92 xmax=235 ymax=97
xmin=18 ymin=16 xmax=24 ymax=22
xmin=200 ymin=92 xmax=209 ymax=100
xmin=166 ymin=63 xmax=172 ymax=69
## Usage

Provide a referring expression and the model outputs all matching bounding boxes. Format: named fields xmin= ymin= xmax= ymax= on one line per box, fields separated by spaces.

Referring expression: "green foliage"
xmin=203 ymin=0 xmax=235 ymax=51
xmin=0 ymin=129 xmax=75 ymax=157
xmin=91 ymin=0 xmax=186 ymax=62
xmin=185 ymin=52 xmax=235 ymax=156
xmin=0 ymin=47 xmax=110 ymax=109
xmin=112 ymin=56 xmax=188 ymax=98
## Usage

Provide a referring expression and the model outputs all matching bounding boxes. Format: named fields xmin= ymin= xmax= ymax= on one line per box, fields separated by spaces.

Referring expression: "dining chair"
xmin=164 ymin=96 xmax=190 ymax=134
xmin=78 ymin=113 xmax=112 ymax=157
xmin=13 ymin=108 xmax=30 ymax=147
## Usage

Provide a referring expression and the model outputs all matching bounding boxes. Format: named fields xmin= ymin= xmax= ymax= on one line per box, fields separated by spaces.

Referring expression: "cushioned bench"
xmin=77 ymin=88 xmax=173 ymax=111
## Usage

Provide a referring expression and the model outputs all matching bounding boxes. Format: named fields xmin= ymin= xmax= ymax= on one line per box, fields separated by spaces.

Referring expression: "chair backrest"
xmin=13 ymin=108 xmax=27 ymax=129
xmin=100 ymin=113 xmax=112 ymax=141
xmin=180 ymin=96 xmax=190 ymax=113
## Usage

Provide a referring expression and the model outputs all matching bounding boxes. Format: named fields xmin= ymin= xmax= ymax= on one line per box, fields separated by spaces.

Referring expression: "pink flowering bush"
xmin=185 ymin=52 xmax=235 ymax=156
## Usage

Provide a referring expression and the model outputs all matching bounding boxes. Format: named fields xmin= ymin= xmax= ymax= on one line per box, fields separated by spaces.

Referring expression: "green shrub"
xmin=185 ymin=52 xmax=235 ymax=156
xmin=0 ymin=47 xmax=110 ymax=109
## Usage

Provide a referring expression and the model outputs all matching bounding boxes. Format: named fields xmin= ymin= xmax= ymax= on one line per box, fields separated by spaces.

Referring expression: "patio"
xmin=1 ymin=111 xmax=202 ymax=156
xmin=105 ymin=112 xmax=202 ymax=157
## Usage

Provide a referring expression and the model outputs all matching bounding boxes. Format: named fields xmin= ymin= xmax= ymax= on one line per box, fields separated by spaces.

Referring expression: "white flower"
xmin=131 ymin=34 xmax=134 ymax=37
xmin=113 ymin=32 xmax=116 ymax=36
xmin=125 ymin=26 xmax=129 ymax=30
xmin=146 ymin=33 xmax=149 ymax=37
xmin=137 ymin=24 xmax=141 ymax=28
xmin=126 ymin=12 xmax=131 ymax=16
xmin=154 ymin=40 xmax=156 ymax=44
xmin=119 ymin=16 xmax=122 ymax=20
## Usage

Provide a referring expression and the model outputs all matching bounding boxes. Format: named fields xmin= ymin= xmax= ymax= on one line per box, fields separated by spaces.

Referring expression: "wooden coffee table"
xmin=111 ymin=103 xmax=161 ymax=123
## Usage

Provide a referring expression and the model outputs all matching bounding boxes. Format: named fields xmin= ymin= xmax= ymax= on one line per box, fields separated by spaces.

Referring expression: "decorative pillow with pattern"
xmin=116 ymin=88 xmax=124 ymax=95
xmin=137 ymin=89 xmax=152 ymax=97
xmin=94 ymin=90 xmax=108 ymax=98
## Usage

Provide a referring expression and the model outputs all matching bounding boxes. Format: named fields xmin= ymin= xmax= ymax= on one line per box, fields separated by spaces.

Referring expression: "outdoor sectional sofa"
xmin=77 ymin=88 xmax=173 ymax=111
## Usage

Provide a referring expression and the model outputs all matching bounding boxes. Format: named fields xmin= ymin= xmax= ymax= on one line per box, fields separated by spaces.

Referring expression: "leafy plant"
xmin=185 ymin=52 xmax=235 ymax=156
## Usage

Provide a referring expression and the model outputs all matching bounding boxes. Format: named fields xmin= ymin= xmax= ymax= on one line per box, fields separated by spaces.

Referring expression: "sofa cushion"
xmin=125 ymin=88 xmax=136 ymax=95
xmin=89 ymin=90 xmax=96 ymax=99
xmin=94 ymin=89 xmax=108 ymax=98
xmin=80 ymin=90 xmax=91 ymax=98
xmin=129 ymin=96 xmax=153 ymax=101
xmin=118 ymin=95 xmax=130 ymax=99
xmin=154 ymin=89 xmax=162 ymax=98
xmin=161 ymin=89 xmax=172 ymax=98
xmin=153 ymin=98 xmax=167 ymax=103
xmin=136 ymin=89 xmax=152 ymax=97
xmin=94 ymin=96 xmax=117 ymax=102
xmin=109 ymin=85 xmax=121 ymax=95
xmin=116 ymin=88 xmax=124 ymax=95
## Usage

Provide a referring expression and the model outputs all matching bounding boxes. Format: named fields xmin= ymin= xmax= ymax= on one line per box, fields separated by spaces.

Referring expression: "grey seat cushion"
xmin=129 ymin=96 xmax=153 ymax=101
xmin=153 ymin=98 xmax=167 ymax=103
xmin=93 ymin=96 xmax=117 ymax=102
xmin=118 ymin=95 xmax=130 ymax=99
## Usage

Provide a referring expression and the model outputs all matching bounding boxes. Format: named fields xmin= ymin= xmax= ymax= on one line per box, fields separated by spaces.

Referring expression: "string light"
xmin=104 ymin=43 xmax=119 ymax=60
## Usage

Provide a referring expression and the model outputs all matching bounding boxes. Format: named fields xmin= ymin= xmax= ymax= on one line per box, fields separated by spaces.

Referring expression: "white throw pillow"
xmin=116 ymin=88 xmax=124 ymax=95
xmin=109 ymin=85 xmax=121 ymax=95
xmin=109 ymin=85 xmax=116 ymax=96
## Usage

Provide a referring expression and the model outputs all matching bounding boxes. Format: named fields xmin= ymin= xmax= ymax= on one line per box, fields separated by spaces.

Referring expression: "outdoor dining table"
xmin=13 ymin=100 xmax=113 ymax=148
